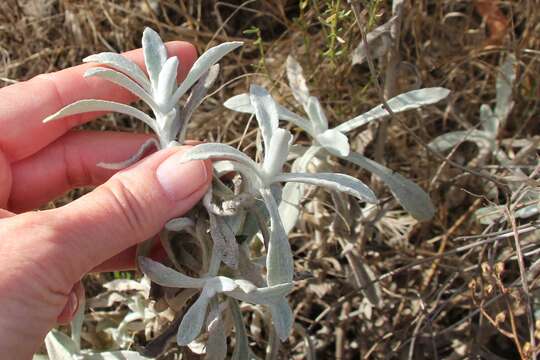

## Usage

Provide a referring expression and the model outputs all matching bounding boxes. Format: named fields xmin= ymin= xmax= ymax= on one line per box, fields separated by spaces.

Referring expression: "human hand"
xmin=0 ymin=42 xmax=212 ymax=359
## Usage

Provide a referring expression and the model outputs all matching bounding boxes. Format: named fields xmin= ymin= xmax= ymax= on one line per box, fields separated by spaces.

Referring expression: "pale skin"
xmin=0 ymin=41 xmax=212 ymax=359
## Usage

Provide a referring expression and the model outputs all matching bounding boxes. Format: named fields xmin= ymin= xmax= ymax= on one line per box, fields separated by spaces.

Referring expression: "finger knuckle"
xmin=104 ymin=177 xmax=149 ymax=237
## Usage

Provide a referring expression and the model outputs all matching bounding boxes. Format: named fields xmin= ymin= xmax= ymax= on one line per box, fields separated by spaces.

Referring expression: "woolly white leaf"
xmin=139 ymin=257 xmax=205 ymax=289
xmin=475 ymin=206 xmax=503 ymax=225
xmin=142 ymin=27 xmax=168 ymax=88
xmin=102 ymin=279 xmax=147 ymax=292
xmin=335 ymin=88 xmax=451 ymax=133
xmin=44 ymin=330 xmax=78 ymax=359
xmin=84 ymin=67 xmax=157 ymax=110
xmin=495 ymin=54 xmax=516 ymax=124
xmin=316 ymin=129 xmax=350 ymax=156
xmin=209 ymin=214 xmax=239 ymax=269
xmin=343 ymin=152 xmax=435 ymax=221
xmin=83 ymin=52 xmax=151 ymax=92
xmin=515 ymin=203 xmax=540 ymax=220
xmin=43 ymin=100 xmax=157 ymax=132
xmin=182 ymin=143 xmax=259 ymax=175
xmin=223 ymin=93 xmax=313 ymax=132
xmin=212 ymin=160 xmax=260 ymax=191
xmin=428 ymin=130 xmax=494 ymax=153
xmin=172 ymin=42 xmax=243 ymax=104
xmin=286 ymin=55 xmax=310 ymax=106
xmin=250 ymin=85 xmax=279 ymax=154
xmin=279 ymin=182 xmax=304 ymax=234
xmin=262 ymin=128 xmax=293 ymax=180
xmin=177 ymin=287 xmax=213 ymax=345
xmin=233 ymin=279 xmax=259 ymax=294
xmin=176 ymin=64 xmax=220 ymax=141
xmin=97 ymin=138 xmax=159 ymax=170
xmin=261 ymin=189 xmax=294 ymax=286
xmin=71 ymin=294 xmax=85 ymax=350
xmin=278 ymin=146 xmax=322 ymax=234
xmin=269 ymin=299 xmax=294 ymax=341
xmin=226 ymin=282 xmax=293 ymax=305
xmin=156 ymin=57 xmax=179 ymax=109
xmin=206 ymin=301 xmax=227 ymax=360
xmin=206 ymin=276 xmax=239 ymax=292
xmin=274 ymin=172 xmax=377 ymax=204
xmin=165 ymin=217 xmax=195 ymax=232
xmin=230 ymin=300 xmax=256 ymax=360
xmin=305 ymin=96 xmax=328 ymax=133
xmin=351 ymin=15 xmax=397 ymax=65
xmin=480 ymin=104 xmax=498 ymax=135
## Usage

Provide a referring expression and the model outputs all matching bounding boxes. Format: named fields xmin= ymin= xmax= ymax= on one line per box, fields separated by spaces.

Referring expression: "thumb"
xmin=44 ymin=145 xmax=211 ymax=282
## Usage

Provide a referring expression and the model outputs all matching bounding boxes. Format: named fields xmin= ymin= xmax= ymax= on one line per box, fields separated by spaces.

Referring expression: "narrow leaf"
xmin=206 ymin=276 xmax=238 ymax=292
xmin=70 ymin=293 xmax=86 ymax=350
xmin=269 ymin=299 xmax=294 ymax=341
xmin=97 ymin=138 xmax=159 ymax=170
xmin=176 ymin=64 xmax=220 ymax=141
xmin=286 ymin=55 xmax=310 ymax=106
xmin=261 ymin=189 xmax=294 ymax=286
xmin=274 ymin=172 xmax=378 ymax=204
xmin=305 ymin=96 xmax=328 ymax=133
xmin=351 ymin=16 xmax=397 ymax=65
xmin=138 ymin=257 xmax=205 ymax=289
xmin=230 ymin=299 xmax=256 ymax=360
xmin=156 ymin=56 xmax=179 ymax=109
xmin=315 ymin=129 xmax=350 ymax=156
xmin=223 ymin=93 xmax=313 ymax=132
xmin=250 ymin=85 xmax=279 ymax=154
xmin=262 ymin=128 xmax=293 ymax=180
xmin=84 ymin=67 xmax=158 ymax=110
xmin=84 ymin=52 xmax=151 ymax=92
xmin=343 ymin=152 xmax=435 ymax=221
xmin=142 ymin=27 xmax=168 ymax=88
xmin=209 ymin=213 xmax=239 ymax=269
xmin=278 ymin=146 xmax=322 ymax=233
xmin=226 ymin=282 xmax=293 ymax=305
xmin=480 ymin=104 xmax=498 ymax=135
xmin=428 ymin=130 xmax=494 ymax=153
xmin=177 ymin=287 xmax=213 ymax=345
xmin=182 ymin=143 xmax=260 ymax=175
xmin=44 ymin=330 xmax=78 ymax=359
xmin=43 ymin=100 xmax=157 ymax=132
xmin=279 ymin=182 xmax=304 ymax=234
xmin=166 ymin=217 xmax=195 ymax=232
xmin=495 ymin=53 xmax=516 ymax=124
xmin=335 ymin=88 xmax=451 ymax=133
xmin=172 ymin=42 xmax=243 ymax=104
xmin=206 ymin=300 xmax=227 ymax=360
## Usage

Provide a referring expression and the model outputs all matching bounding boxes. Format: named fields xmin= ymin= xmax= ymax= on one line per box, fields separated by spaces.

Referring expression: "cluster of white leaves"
xmin=428 ymin=55 xmax=534 ymax=224
xmin=41 ymin=28 xmax=451 ymax=359
xmin=44 ymin=27 xmax=241 ymax=165
xmin=225 ymin=55 xmax=448 ymax=225
xmin=36 ymin=286 xmax=154 ymax=360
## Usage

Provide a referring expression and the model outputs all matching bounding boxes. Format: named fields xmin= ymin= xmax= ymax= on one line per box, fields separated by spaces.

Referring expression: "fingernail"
xmin=156 ymin=151 xmax=208 ymax=201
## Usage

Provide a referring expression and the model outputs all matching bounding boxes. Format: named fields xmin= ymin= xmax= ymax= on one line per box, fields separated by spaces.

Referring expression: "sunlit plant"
xmin=428 ymin=55 xmax=535 ymax=224
xmin=224 ymin=55 xmax=449 ymax=227
xmin=42 ymin=28 xmax=449 ymax=359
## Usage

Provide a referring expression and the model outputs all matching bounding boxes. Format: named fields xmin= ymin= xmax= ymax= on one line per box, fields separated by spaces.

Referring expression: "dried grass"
xmin=2 ymin=0 xmax=540 ymax=358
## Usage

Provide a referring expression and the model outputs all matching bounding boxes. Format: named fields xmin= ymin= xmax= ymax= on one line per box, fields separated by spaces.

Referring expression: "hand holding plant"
xmin=0 ymin=40 xmax=211 ymax=359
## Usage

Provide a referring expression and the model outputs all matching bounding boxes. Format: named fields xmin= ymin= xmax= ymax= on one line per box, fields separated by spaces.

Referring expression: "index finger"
xmin=0 ymin=41 xmax=197 ymax=162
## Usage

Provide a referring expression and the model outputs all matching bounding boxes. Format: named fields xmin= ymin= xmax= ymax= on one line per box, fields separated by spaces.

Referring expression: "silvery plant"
xmin=43 ymin=28 xmax=449 ymax=359
xmin=428 ymin=54 xmax=533 ymax=224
